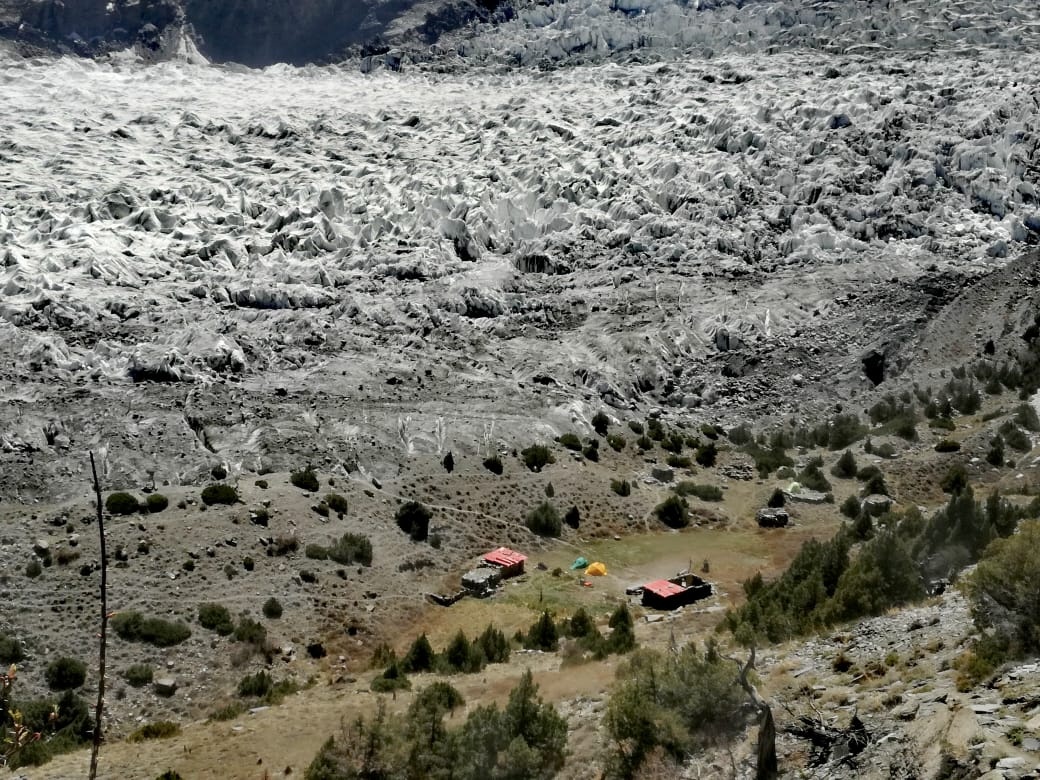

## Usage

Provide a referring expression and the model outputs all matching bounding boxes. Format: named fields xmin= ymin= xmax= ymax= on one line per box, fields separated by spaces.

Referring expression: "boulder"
xmin=153 ymin=677 xmax=177 ymax=697
xmin=861 ymin=494 xmax=893 ymax=517
xmin=783 ymin=489 xmax=828 ymax=504
xmin=651 ymin=466 xmax=674 ymax=483
xmin=756 ymin=508 xmax=789 ymax=528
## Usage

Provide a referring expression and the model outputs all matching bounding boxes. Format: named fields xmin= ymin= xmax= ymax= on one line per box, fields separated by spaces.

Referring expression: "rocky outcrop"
xmin=2 ymin=0 xmax=426 ymax=63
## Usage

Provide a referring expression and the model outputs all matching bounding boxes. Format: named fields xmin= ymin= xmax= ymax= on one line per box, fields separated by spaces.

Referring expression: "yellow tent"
xmin=585 ymin=562 xmax=607 ymax=576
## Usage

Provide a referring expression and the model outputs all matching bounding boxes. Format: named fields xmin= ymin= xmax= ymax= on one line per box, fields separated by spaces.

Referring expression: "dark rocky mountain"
xmin=0 ymin=0 xmax=497 ymax=64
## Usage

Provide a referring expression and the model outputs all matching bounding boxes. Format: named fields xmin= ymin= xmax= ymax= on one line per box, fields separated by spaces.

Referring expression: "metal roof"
xmin=483 ymin=547 xmax=527 ymax=567
xmin=642 ymin=579 xmax=686 ymax=598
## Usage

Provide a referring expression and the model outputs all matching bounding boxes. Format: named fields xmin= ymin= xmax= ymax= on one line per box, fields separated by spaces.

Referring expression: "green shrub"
xmin=963 ymin=521 xmax=1040 ymax=684
xmin=825 ymin=413 xmax=869 ymax=450
xmin=105 ymin=492 xmax=139 ymax=515
xmin=290 ymin=468 xmax=320 ymax=492
xmin=592 ymin=411 xmax=611 ymax=436
xmin=25 ymin=559 xmax=43 ymax=578
xmin=999 ymin=421 xmax=1031 ymax=452
xmin=123 ymin=664 xmax=153 ymax=687
xmin=271 ymin=534 xmax=299 ymax=556
xmin=145 ymin=493 xmax=169 ymax=513
xmin=208 ymin=702 xmax=246 ymax=722
xmin=45 ymin=657 xmax=86 ymax=691
xmin=661 ymin=434 xmax=684 ymax=454
xmin=568 ymin=608 xmax=597 ymax=639
xmin=946 ymin=379 xmax=982 ymax=415
xmin=233 ymin=617 xmax=267 ymax=647
xmin=674 ymin=482 xmax=722 ymax=501
xmin=1015 ymin=403 xmax=1040 ymax=432
xmin=128 ymin=721 xmax=181 ymax=742
xmin=254 ymin=479 xmax=269 ymax=489
xmin=583 ymin=441 xmax=600 ymax=462
xmin=654 ymin=495 xmax=689 ymax=529
xmin=0 ymin=632 xmax=25 ymax=664
xmin=728 ymin=424 xmax=754 ymax=445
xmin=694 ymin=442 xmax=718 ymax=467
xmin=483 ymin=455 xmax=504 ymax=474
xmin=987 ymin=435 xmax=1005 ymax=466
xmin=198 ymin=603 xmax=234 ymax=636
xmin=797 ymin=460 xmax=832 ymax=493
xmin=324 ymin=493 xmax=349 ymax=515
xmin=477 ymin=624 xmax=511 ymax=664
xmin=607 ymin=604 xmax=636 ymax=654
xmin=557 ymin=432 xmax=582 ymax=451
xmin=831 ymin=450 xmax=858 ymax=478
xmin=610 ymin=479 xmax=631 ymax=497
xmin=564 ymin=506 xmax=581 ymax=529
xmin=860 ymin=472 xmax=890 ymax=497
xmin=305 ymin=543 xmax=328 ymax=560
xmin=263 ymin=597 xmax=283 ymax=619
xmin=328 ymin=533 xmax=373 ymax=566
xmin=237 ymin=670 xmax=274 ymax=698
xmin=5 ymin=690 xmax=91 ymax=769
xmin=402 ymin=633 xmax=436 ymax=673
xmin=840 ymin=494 xmax=861 ymax=518
xmin=526 ymin=502 xmax=562 ymax=537
xmin=935 ymin=439 xmax=961 ymax=452
xmin=636 ymin=435 xmax=654 ymax=451
xmin=607 ymin=433 xmax=626 ymax=452
xmin=112 ymin=612 xmax=191 ymax=647
xmin=441 ymin=630 xmax=485 ymax=674
xmin=371 ymin=662 xmax=411 ymax=693
xmin=743 ymin=441 xmax=793 ymax=478
xmin=666 ymin=454 xmax=692 ymax=468
xmin=395 ymin=501 xmax=432 ymax=542
xmin=201 ymin=483 xmax=239 ymax=506
xmin=647 ymin=418 xmax=666 ymax=441
xmin=940 ymin=464 xmax=969 ymax=495
xmin=524 ymin=611 xmax=559 ymax=652
xmin=628 ymin=420 xmax=644 ymax=435
xmin=767 ymin=488 xmax=786 ymax=508
xmin=856 ymin=464 xmax=883 ymax=482
xmin=521 ymin=445 xmax=554 ymax=472
xmin=605 ymin=642 xmax=746 ymax=777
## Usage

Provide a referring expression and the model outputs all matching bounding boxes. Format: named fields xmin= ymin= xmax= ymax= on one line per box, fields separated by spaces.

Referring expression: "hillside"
xmin=3 ymin=0 xmax=1040 ymax=777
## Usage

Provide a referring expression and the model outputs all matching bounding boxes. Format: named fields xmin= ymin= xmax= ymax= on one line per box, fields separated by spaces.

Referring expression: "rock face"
xmin=9 ymin=0 xmax=180 ymax=52
xmin=3 ymin=0 xmax=418 ymax=63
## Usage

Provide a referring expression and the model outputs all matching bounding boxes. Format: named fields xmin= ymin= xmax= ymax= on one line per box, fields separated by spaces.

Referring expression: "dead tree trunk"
xmin=88 ymin=452 xmax=108 ymax=780
xmin=725 ymin=647 xmax=778 ymax=780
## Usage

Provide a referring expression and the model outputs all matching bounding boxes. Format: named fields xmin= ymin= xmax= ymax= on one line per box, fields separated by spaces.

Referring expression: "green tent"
xmin=570 ymin=556 xmax=589 ymax=570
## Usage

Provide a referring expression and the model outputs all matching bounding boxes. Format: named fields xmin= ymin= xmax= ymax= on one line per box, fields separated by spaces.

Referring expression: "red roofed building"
xmin=641 ymin=573 xmax=712 ymax=610
xmin=482 ymin=547 xmax=527 ymax=578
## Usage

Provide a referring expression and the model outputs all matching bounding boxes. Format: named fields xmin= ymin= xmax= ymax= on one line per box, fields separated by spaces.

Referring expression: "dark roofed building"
xmin=641 ymin=574 xmax=712 ymax=610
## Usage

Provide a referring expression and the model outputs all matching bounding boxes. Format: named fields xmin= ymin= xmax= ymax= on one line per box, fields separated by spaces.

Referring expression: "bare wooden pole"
xmin=88 ymin=452 xmax=108 ymax=780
